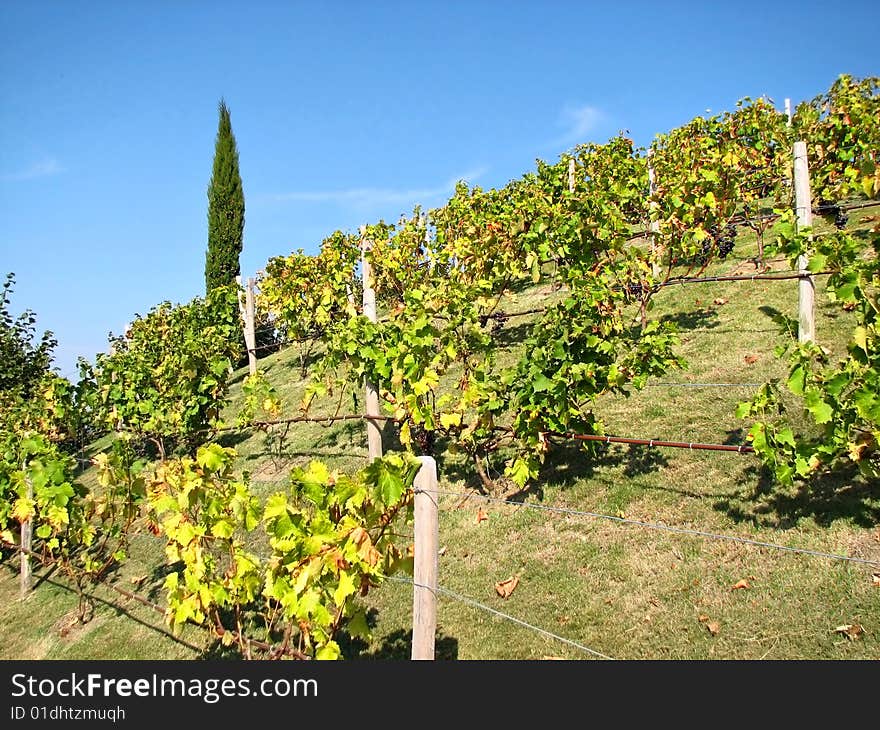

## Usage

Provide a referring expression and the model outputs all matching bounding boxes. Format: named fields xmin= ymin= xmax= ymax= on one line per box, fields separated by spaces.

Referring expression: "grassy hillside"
xmin=2 ymin=205 xmax=878 ymax=660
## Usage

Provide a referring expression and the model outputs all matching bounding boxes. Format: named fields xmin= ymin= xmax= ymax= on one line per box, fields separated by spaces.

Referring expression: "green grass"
xmin=1 ymin=204 xmax=878 ymax=660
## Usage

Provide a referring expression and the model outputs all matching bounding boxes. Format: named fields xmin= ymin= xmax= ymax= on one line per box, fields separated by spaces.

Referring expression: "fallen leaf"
xmin=476 ymin=507 xmax=489 ymax=524
xmin=495 ymin=575 xmax=520 ymax=599
xmin=438 ymin=546 xmax=447 ymax=557
xmin=129 ymin=574 xmax=148 ymax=587
xmin=557 ymin=615 xmax=570 ymax=625
xmin=713 ymin=297 xmax=728 ymax=306
xmin=871 ymin=573 xmax=880 ymax=587
xmin=697 ymin=614 xmax=720 ymax=635
xmin=731 ymin=579 xmax=750 ymax=590
xmin=744 ymin=354 xmax=759 ymax=365
xmin=834 ymin=624 xmax=864 ymax=641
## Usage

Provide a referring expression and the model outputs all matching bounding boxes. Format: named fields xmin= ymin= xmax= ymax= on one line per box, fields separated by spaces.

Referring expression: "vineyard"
xmin=1 ymin=74 xmax=878 ymax=660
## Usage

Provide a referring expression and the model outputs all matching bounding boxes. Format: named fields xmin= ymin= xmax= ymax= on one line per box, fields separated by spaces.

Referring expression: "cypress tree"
xmin=205 ymin=99 xmax=244 ymax=293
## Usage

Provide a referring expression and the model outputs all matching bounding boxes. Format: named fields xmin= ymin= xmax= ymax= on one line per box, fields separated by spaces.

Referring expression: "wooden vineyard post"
xmin=244 ymin=276 xmax=257 ymax=376
xmin=20 ymin=472 xmax=32 ymax=599
xmin=360 ymin=226 xmax=383 ymax=461
xmin=412 ymin=456 xmax=438 ymax=660
xmin=568 ymin=156 xmax=575 ymax=194
xmin=784 ymin=97 xmax=792 ymax=125
xmin=793 ymin=141 xmax=815 ymax=343
xmin=647 ymin=149 xmax=661 ymax=279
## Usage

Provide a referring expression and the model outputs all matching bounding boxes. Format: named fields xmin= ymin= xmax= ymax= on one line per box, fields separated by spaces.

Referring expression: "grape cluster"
xmin=710 ymin=223 xmax=737 ymax=259
xmin=816 ymin=198 xmax=848 ymax=230
xmin=491 ymin=311 xmax=509 ymax=334
xmin=624 ymin=282 xmax=647 ymax=302
xmin=695 ymin=223 xmax=737 ymax=265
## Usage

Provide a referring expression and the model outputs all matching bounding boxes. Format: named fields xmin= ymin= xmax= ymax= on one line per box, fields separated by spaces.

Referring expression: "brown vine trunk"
xmin=472 ymin=451 xmax=496 ymax=493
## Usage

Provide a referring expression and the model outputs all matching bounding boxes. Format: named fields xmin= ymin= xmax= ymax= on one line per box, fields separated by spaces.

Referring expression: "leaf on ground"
xmin=731 ymin=579 xmax=750 ymax=590
xmin=698 ymin=615 xmax=720 ymax=635
xmin=495 ymin=575 xmax=520 ymax=598
xmin=872 ymin=573 xmax=880 ymax=587
xmin=713 ymin=298 xmax=728 ymax=306
xmin=129 ymin=574 xmax=148 ymax=587
xmin=476 ymin=507 xmax=489 ymax=524
xmin=438 ymin=545 xmax=447 ymax=556
xmin=744 ymin=354 xmax=759 ymax=365
xmin=834 ymin=624 xmax=864 ymax=640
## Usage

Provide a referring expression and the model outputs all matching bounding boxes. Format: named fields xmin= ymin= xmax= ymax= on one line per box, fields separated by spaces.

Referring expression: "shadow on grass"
xmin=757 ymin=305 xmax=795 ymax=338
xmin=339 ymin=615 xmax=459 ymax=660
xmin=25 ymin=572 xmax=206 ymax=657
xmin=494 ymin=320 xmax=538 ymax=351
xmin=467 ymin=441 xmax=672 ymax=504
xmin=659 ymin=308 xmax=720 ymax=332
xmin=714 ymin=460 xmax=880 ymax=529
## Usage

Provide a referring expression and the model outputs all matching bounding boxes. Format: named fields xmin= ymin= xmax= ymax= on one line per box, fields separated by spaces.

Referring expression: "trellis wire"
xmin=646 ymin=382 xmax=763 ymax=388
xmin=387 ymin=575 xmax=614 ymax=660
xmin=427 ymin=488 xmax=880 ymax=568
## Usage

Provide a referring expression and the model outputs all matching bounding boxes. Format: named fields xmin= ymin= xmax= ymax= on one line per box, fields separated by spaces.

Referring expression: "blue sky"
xmin=1 ymin=0 xmax=878 ymax=379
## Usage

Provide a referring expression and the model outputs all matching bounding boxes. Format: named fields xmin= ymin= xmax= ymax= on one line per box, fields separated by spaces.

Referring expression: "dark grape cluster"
xmin=624 ymin=282 xmax=647 ymax=301
xmin=816 ymin=198 xmax=848 ymax=230
xmin=490 ymin=311 xmax=509 ymax=334
xmin=411 ymin=422 xmax=435 ymax=456
xmin=709 ymin=223 xmax=737 ymax=259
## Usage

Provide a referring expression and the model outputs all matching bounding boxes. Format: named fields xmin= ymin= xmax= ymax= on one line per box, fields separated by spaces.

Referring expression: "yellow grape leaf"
xmin=495 ymin=575 xmax=520 ymax=599
xmin=476 ymin=507 xmax=489 ymax=524
xmin=731 ymin=579 xmax=750 ymax=590
xmin=11 ymin=497 xmax=35 ymax=524
xmin=439 ymin=412 xmax=462 ymax=429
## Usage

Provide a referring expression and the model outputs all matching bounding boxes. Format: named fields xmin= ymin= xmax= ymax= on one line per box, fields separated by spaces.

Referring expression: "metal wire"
xmin=427 ymin=489 xmax=880 ymax=568
xmin=646 ymin=382 xmax=763 ymax=388
xmin=387 ymin=575 xmax=614 ymax=660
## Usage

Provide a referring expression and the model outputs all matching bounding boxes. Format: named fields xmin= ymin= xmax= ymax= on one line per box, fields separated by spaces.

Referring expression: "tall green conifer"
xmin=205 ymin=99 xmax=244 ymax=293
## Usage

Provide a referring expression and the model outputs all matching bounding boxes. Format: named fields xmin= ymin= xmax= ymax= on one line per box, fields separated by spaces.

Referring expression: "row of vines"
xmin=1 ymin=74 xmax=877 ymax=658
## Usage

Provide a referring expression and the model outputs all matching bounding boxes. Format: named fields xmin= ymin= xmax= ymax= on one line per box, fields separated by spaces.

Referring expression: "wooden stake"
xmin=360 ymin=226 xmax=383 ymax=461
xmin=647 ymin=149 xmax=661 ymax=279
xmin=244 ymin=277 xmax=257 ymax=376
xmin=412 ymin=456 xmax=438 ymax=660
xmin=20 ymin=473 xmax=32 ymax=599
xmin=568 ymin=157 xmax=575 ymax=194
xmin=793 ymin=141 xmax=815 ymax=343
xmin=785 ymin=98 xmax=792 ymax=126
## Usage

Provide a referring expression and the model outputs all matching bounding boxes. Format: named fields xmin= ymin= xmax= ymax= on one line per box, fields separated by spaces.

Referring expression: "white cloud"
xmin=264 ymin=166 xmax=488 ymax=209
xmin=0 ymin=157 xmax=64 ymax=182
xmin=550 ymin=104 xmax=604 ymax=147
